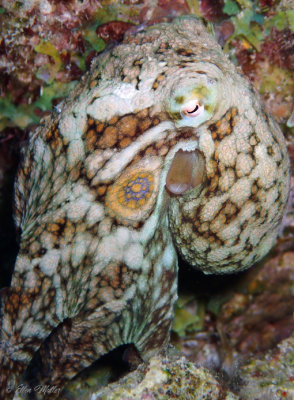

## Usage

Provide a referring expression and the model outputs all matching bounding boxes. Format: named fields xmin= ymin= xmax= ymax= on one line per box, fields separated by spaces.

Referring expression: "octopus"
xmin=0 ymin=16 xmax=290 ymax=399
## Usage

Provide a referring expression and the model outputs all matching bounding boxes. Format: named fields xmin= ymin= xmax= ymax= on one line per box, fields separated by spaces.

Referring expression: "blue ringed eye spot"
xmin=124 ymin=176 xmax=151 ymax=203
xmin=105 ymin=163 xmax=159 ymax=222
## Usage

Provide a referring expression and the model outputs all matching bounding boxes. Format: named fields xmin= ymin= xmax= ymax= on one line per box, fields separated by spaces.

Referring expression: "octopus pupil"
xmin=187 ymin=104 xmax=199 ymax=114
xmin=125 ymin=176 xmax=150 ymax=202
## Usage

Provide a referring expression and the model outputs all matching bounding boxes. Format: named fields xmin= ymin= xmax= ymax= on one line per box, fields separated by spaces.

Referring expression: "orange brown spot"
xmin=117 ymin=115 xmax=138 ymax=137
xmin=98 ymin=126 xmax=118 ymax=148
xmin=96 ymin=122 xmax=105 ymax=133
xmin=120 ymin=137 xmax=132 ymax=148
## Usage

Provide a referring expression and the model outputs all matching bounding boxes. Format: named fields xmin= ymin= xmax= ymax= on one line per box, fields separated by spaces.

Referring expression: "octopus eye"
xmin=181 ymin=99 xmax=204 ymax=118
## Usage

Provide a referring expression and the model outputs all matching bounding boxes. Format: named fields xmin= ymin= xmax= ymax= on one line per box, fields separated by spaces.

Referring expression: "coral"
xmin=238 ymin=336 xmax=294 ymax=399
xmin=90 ymin=354 xmax=240 ymax=400
xmin=218 ymin=251 xmax=294 ymax=358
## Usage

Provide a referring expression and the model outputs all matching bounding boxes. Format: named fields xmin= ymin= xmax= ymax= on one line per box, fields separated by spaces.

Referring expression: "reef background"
xmin=0 ymin=0 xmax=293 ymax=398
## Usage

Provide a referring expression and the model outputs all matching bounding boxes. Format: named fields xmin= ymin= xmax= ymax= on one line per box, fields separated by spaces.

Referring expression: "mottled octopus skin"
xmin=0 ymin=16 xmax=290 ymax=399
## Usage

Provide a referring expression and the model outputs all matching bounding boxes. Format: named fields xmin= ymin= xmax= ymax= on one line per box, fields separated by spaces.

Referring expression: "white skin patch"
xmin=229 ymin=178 xmax=252 ymax=207
xmin=59 ymin=105 xmax=87 ymax=142
xmin=124 ymin=243 xmax=144 ymax=270
xmin=40 ymin=249 xmax=61 ymax=276
xmin=238 ymin=200 xmax=256 ymax=223
xmin=137 ymin=274 xmax=149 ymax=294
xmin=236 ymin=153 xmax=255 ymax=177
xmin=116 ymin=227 xmax=131 ymax=247
xmin=23 ymin=271 xmax=39 ymax=289
xmin=200 ymin=194 xmax=228 ymax=222
xmin=199 ymin=129 xmax=215 ymax=159
xmin=152 ymin=285 xmax=162 ymax=303
xmin=87 ymin=82 xmax=154 ymax=121
xmin=207 ymin=247 xmax=230 ymax=263
xmin=85 ymin=149 xmax=114 ymax=182
xmin=67 ymin=139 xmax=85 ymax=167
xmin=153 ymin=258 xmax=164 ymax=283
xmin=155 ymin=293 xmax=169 ymax=310
xmin=161 ymin=243 xmax=176 ymax=269
xmin=97 ymin=236 xmax=120 ymax=264
xmin=86 ymin=203 xmax=105 ymax=226
xmin=254 ymin=148 xmax=278 ymax=189
xmin=218 ymin=219 xmax=241 ymax=241
xmin=53 ymin=182 xmax=72 ymax=206
xmin=20 ymin=320 xmax=48 ymax=340
xmin=71 ymin=234 xmax=92 ymax=267
xmin=13 ymin=256 xmax=31 ymax=274
xmin=66 ymin=199 xmax=91 ymax=222
xmin=217 ymin=136 xmax=237 ymax=167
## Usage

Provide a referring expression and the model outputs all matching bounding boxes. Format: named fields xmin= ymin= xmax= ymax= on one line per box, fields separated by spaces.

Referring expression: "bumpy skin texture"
xmin=0 ymin=16 xmax=290 ymax=399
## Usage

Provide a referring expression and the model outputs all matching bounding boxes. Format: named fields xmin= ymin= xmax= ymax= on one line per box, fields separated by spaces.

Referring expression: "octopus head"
xmin=163 ymin=67 xmax=289 ymax=274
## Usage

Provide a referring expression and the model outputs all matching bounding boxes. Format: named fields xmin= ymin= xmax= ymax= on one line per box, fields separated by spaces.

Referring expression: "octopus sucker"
xmin=0 ymin=15 xmax=290 ymax=399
